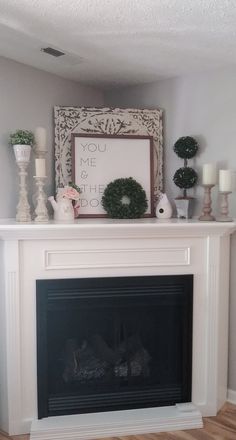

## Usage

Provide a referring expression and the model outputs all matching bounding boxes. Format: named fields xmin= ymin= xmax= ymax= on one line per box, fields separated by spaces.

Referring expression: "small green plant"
xmin=9 ymin=129 xmax=35 ymax=146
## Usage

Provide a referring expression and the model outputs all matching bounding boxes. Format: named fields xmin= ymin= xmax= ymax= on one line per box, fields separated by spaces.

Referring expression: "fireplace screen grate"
xmin=36 ymin=275 xmax=193 ymax=418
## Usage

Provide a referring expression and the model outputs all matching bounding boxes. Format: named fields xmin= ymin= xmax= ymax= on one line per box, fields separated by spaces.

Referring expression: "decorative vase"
xmin=155 ymin=193 xmax=173 ymax=219
xmin=13 ymin=144 xmax=31 ymax=162
xmin=174 ymin=197 xmax=194 ymax=219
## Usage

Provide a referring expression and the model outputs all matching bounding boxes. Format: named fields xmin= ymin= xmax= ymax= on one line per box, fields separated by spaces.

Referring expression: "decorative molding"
xmin=54 ymin=106 xmax=163 ymax=200
xmin=227 ymin=389 xmax=236 ymax=404
xmin=5 ymin=241 xmax=22 ymax=435
xmin=30 ymin=404 xmax=203 ymax=440
xmin=205 ymin=236 xmax=220 ymax=412
xmin=45 ymin=247 xmax=190 ymax=270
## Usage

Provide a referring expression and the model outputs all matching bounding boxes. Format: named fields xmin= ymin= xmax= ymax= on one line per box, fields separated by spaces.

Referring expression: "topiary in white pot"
xmin=9 ymin=129 xmax=34 ymax=163
xmin=173 ymin=136 xmax=199 ymax=219
xmin=9 ymin=130 xmax=35 ymax=222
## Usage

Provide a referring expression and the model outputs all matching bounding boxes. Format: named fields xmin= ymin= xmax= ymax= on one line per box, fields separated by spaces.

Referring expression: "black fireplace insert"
xmin=36 ymin=274 xmax=193 ymax=418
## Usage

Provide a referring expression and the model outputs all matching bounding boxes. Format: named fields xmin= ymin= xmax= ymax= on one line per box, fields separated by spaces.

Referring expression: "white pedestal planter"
xmin=13 ymin=144 xmax=32 ymax=222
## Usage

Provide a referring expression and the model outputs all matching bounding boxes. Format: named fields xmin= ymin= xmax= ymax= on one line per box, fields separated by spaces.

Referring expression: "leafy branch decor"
xmin=102 ymin=177 xmax=148 ymax=219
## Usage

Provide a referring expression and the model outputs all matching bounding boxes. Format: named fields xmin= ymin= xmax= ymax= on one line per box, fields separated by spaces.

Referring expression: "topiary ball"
xmin=102 ymin=177 xmax=148 ymax=219
xmin=173 ymin=167 xmax=198 ymax=189
xmin=173 ymin=136 xmax=198 ymax=159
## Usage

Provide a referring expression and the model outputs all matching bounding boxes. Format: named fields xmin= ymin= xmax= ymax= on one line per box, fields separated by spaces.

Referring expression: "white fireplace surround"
xmin=0 ymin=218 xmax=235 ymax=440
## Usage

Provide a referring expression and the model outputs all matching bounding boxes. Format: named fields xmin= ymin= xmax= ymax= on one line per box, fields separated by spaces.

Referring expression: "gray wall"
xmin=0 ymin=56 xmax=103 ymax=217
xmin=105 ymin=68 xmax=236 ymax=391
xmin=1 ymin=55 xmax=236 ymax=392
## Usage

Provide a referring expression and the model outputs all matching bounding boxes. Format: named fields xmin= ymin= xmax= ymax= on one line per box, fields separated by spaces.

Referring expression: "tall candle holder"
xmin=33 ymin=176 xmax=49 ymax=222
xmin=217 ymin=191 xmax=233 ymax=222
xmin=15 ymin=160 xmax=32 ymax=222
xmin=33 ymin=145 xmax=47 ymax=209
xmin=199 ymin=184 xmax=215 ymax=221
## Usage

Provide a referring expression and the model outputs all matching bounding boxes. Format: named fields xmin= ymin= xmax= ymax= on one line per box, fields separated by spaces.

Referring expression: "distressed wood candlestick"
xmin=199 ymin=184 xmax=215 ymax=221
xmin=34 ymin=176 xmax=49 ymax=222
xmin=217 ymin=191 xmax=233 ymax=222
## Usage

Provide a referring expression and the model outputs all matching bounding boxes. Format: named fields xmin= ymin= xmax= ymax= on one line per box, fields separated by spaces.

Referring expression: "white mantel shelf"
xmin=0 ymin=218 xmax=235 ymax=240
xmin=0 ymin=218 xmax=236 ymax=440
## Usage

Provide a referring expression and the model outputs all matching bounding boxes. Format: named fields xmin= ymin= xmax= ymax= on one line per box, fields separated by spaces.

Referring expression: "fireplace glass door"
xmin=36 ymin=275 xmax=193 ymax=418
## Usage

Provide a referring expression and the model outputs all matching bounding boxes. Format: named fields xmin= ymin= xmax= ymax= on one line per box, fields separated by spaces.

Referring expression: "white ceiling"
xmin=0 ymin=0 xmax=236 ymax=88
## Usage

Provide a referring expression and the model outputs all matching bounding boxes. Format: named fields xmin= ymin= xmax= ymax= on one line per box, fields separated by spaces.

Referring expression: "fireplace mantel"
xmin=0 ymin=217 xmax=235 ymax=240
xmin=0 ymin=218 xmax=235 ymax=440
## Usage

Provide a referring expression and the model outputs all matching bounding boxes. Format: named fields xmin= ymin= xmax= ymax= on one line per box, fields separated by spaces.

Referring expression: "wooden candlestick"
xmin=199 ymin=184 xmax=215 ymax=221
xmin=217 ymin=191 xmax=233 ymax=222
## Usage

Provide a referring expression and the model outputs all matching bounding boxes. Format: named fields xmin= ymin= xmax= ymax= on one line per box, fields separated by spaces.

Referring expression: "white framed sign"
xmin=72 ymin=134 xmax=154 ymax=217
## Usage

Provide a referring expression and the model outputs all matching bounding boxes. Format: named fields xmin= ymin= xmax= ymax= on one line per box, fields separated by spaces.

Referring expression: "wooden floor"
xmin=0 ymin=403 xmax=236 ymax=440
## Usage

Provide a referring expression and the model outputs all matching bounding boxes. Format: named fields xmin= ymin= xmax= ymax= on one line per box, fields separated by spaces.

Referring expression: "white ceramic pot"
xmin=13 ymin=144 xmax=31 ymax=163
xmin=174 ymin=197 xmax=194 ymax=219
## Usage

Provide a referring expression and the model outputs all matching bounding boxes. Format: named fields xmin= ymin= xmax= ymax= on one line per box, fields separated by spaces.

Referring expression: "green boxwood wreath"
xmin=102 ymin=177 xmax=148 ymax=219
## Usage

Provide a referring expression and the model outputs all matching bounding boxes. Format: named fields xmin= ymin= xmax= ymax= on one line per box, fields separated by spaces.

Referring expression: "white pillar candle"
xmin=35 ymin=158 xmax=46 ymax=177
xmin=202 ymin=163 xmax=217 ymax=185
xmin=219 ymin=170 xmax=232 ymax=192
xmin=35 ymin=127 xmax=47 ymax=151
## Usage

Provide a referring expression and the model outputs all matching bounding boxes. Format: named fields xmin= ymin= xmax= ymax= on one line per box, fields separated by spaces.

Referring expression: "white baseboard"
xmin=30 ymin=404 xmax=203 ymax=440
xmin=227 ymin=389 xmax=236 ymax=404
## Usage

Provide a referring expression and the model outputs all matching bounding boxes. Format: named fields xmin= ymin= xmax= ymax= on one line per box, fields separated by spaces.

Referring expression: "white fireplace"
xmin=0 ymin=218 xmax=235 ymax=440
